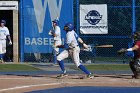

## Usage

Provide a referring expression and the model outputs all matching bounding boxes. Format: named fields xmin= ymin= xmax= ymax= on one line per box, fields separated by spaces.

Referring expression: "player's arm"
xmin=53 ymin=27 xmax=60 ymax=37
xmin=127 ymin=45 xmax=139 ymax=51
xmin=6 ymin=28 xmax=12 ymax=45
xmin=7 ymin=35 xmax=12 ymax=41
xmin=74 ymin=32 xmax=88 ymax=49
xmin=78 ymin=37 xmax=88 ymax=49
xmin=78 ymin=37 xmax=84 ymax=44
xmin=117 ymin=45 xmax=139 ymax=55
xmin=48 ymin=28 xmax=56 ymax=37
xmin=51 ymin=32 xmax=57 ymax=37
xmin=56 ymin=34 xmax=72 ymax=49
xmin=7 ymin=35 xmax=12 ymax=45
xmin=54 ymin=44 xmax=70 ymax=49
xmin=126 ymin=42 xmax=140 ymax=52
xmin=49 ymin=27 xmax=60 ymax=37
xmin=48 ymin=30 xmax=56 ymax=36
xmin=55 ymin=45 xmax=64 ymax=48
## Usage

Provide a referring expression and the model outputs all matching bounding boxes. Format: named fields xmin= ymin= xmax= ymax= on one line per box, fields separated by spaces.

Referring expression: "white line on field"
xmin=0 ymin=77 xmax=45 ymax=80
xmin=1 ymin=80 xmax=137 ymax=92
xmin=0 ymin=83 xmax=61 ymax=92
xmin=0 ymin=81 xmax=95 ymax=92
xmin=0 ymin=78 xmax=31 ymax=80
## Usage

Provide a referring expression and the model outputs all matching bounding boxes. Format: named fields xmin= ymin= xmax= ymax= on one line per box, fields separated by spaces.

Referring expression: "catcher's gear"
xmin=1 ymin=20 xmax=6 ymax=25
xmin=132 ymin=31 xmax=140 ymax=41
xmin=64 ymin=22 xmax=74 ymax=31
xmin=129 ymin=59 xmax=140 ymax=79
xmin=117 ymin=48 xmax=127 ymax=55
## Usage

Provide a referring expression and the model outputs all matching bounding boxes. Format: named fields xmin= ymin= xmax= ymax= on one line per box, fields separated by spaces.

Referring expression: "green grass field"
xmin=0 ymin=64 xmax=40 ymax=71
xmin=0 ymin=64 xmax=130 ymax=72
xmin=94 ymin=57 xmax=130 ymax=62
xmin=70 ymin=64 xmax=130 ymax=71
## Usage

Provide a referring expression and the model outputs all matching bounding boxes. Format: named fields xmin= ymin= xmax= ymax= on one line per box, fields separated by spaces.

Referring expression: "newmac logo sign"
xmin=85 ymin=10 xmax=102 ymax=25
xmin=22 ymin=0 xmax=73 ymax=53
xmin=80 ymin=4 xmax=108 ymax=34
xmin=33 ymin=0 xmax=63 ymax=33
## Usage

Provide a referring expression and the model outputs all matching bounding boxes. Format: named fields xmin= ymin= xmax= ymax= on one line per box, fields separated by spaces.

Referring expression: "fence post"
xmin=132 ymin=0 xmax=136 ymax=34
xmin=13 ymin=10 xmax=19 ymax=63
xmin=20 ymin=0 xmax=24 ymax=63
xmin=76 ymin=0 xmax=80 ymax=35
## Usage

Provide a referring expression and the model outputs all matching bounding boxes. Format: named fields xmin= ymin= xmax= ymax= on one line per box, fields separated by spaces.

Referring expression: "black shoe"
xmin=0 ymin=59 xmax=4 ymax=63
xmin=52 ymin=63 xmax=59 ymax=66
xmin=57 ymin=73 xmax=68 ymax=78
xmin=132 ymin=75 xmax=140 ymax=79
xmin=87 ymin=74 xmax=94 ymax=79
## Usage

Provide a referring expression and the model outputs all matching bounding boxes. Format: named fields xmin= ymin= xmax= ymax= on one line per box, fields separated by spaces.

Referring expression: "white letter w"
xmin=33 ymin=0 xmax=63 ymax=33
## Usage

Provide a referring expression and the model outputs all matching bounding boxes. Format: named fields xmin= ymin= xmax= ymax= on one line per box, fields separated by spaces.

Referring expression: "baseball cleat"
xmin=0 ymin=59 xmax=4 ymax=63
xmin=52 ymin=63 xmax=59 ymax=66
xmin=87 ymin=74 xmax=94 ymax=79
xmin=57 ymin=73 xmax=68 ymax=78
xmin=132 ymin=75 xmax=140 ymax=79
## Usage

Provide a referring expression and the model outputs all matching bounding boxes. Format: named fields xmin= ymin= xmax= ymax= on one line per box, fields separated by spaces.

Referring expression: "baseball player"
xmin=0 ymin=20 xmax=12 ymax=63
xmin=118 ymin=31 xmax=140 ymax=79
xmin=49 ymin=19 xmax=62 ymax=65
xmin=55 ymin=23 xmax=94 ymax=79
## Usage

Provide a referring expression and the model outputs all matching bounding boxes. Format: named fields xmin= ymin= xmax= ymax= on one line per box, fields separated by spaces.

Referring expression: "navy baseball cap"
xmin=1 ymin=20 xmax=6 ymax=25
xmin=52 ymin=19 xmax=59 ymax=25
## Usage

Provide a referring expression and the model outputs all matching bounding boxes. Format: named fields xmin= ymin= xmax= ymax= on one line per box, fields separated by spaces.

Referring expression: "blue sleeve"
xmin=74 ymin=32 xmax=79 ymax=40
xmin=64 ymin=43 xmax=70 ymax=49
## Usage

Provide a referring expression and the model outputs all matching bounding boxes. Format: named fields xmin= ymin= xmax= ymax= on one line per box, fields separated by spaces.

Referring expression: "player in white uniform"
xmin=0 ymin=20 xmax=12 ymax=63
xmin=55 ymin=23 xmax=94 ymax=79
xmin=49 ymin=19 xmax=62 ymax=65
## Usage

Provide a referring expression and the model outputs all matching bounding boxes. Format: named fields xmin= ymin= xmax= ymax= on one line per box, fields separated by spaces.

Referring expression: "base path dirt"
xmin=0 ymin=74 xmax=140 ymax=93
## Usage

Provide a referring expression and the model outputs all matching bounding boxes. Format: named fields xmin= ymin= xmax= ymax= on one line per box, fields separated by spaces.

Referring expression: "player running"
xmin=118 ymin=31 xmax=140 ymax=79
xmin=55 ymin=23 xmax=94 ymax=79
xmin=49 ymin=19 xmax=62 ymax=65
xmin=0 ymin=20 xmax=12 ymax=63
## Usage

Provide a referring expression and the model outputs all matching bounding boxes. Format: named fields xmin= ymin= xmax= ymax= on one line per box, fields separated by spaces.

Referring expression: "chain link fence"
xmin=75 ymin=0 xmax=139 ymax=64
xmin=23 ymin=0 xmax=139 ymax=64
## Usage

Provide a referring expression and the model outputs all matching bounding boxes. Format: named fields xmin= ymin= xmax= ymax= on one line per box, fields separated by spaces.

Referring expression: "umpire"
xmin=118 ymin=31 xmax=140 ymax=79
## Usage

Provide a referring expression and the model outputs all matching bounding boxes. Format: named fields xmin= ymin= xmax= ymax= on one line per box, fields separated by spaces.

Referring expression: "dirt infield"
xmin=0 ymin=74 xmax=140 ymax=93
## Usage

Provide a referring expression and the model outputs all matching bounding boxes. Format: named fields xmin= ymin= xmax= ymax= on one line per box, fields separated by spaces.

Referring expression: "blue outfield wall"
xmin=19 ymin=0 xmax=137 ymax=62
xmin=20 ymin=0 xmax=73 ymax=53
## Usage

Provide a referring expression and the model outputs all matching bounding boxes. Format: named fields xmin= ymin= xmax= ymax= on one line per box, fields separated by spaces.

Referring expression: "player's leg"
xmin=0 ymin=42 xmax=2 ymax=62
xmin=53 ymin=41 xmax=61 ymax=65
xmin=129 ymin=61 xmax=137 ymax=78
xmin=72 ymin=47 xmax=93 ymax=78
xmin=53 ymin=47 xmax=59 ymax=65
xmin=130 ymin=60 xmax=140 ymax=79
xmin=0 ymin=40 xmax=6 ymax=63
xmin=57 ymin=50 xmax=69 ymax=75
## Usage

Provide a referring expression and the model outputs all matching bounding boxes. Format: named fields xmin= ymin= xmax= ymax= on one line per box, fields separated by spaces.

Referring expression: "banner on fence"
xmin=80 ymin=4 xmax=108 ymax=34
xmin=22 ymin=0 xmax=73 ymax=53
